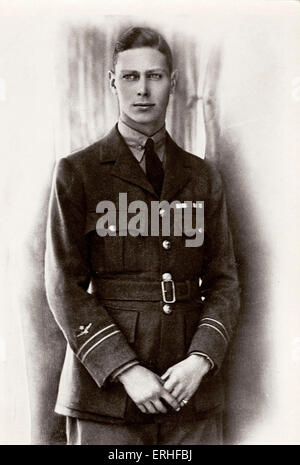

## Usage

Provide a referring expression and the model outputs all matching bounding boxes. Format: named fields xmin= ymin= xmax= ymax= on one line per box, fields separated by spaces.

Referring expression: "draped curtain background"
xmin=1 ymin=3 xmax=300 ymax=445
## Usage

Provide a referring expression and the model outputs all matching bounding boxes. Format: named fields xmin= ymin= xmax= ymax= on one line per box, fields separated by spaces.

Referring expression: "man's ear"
xmin=108 ymin=70 xmax=117 ymax=95
xmin=170 ymin=69 xmax=178 ymax=95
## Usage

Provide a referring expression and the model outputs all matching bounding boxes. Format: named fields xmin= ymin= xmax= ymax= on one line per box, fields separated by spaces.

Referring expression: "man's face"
xmin=109 ymin=47 xmax=177 ymax=134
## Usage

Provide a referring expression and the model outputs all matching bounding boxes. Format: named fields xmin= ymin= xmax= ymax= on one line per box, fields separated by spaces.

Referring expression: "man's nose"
xmin=137 ymin=77 xmax=149 ymax=97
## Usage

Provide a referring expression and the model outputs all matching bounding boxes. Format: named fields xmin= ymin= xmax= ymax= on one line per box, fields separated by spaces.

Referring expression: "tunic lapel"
xmin=102 ymin=125 xmax=157 ymax=197
xmin=160 ymin=133 xmax=191 ymax=202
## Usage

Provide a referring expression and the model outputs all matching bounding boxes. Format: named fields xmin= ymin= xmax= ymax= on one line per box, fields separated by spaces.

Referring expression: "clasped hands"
xmin=118 ymin=355 xmax=211 ymax=415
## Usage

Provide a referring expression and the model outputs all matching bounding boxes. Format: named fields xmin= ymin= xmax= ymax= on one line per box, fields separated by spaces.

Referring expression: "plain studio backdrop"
xmin=0 ymin=0 xmax=300 ymax=445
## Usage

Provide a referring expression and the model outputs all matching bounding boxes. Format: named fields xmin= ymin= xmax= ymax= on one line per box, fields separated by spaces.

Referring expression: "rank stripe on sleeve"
xmin=200 ymin=317 xmax=230 ymax=341
xmin=77 ymin=323 xmax=116 ymax=357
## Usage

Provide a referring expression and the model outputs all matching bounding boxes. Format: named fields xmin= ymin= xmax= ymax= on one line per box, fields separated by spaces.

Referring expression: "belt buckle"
xmin=161 ymin=279 xmax=176 ymax=303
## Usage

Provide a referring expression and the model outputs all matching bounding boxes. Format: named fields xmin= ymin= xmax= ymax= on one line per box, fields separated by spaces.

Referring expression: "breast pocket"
xmin=123 ymin=211 xmax=157 ymax=272
xmin=85 ymin=212 xmax=124 ymax=273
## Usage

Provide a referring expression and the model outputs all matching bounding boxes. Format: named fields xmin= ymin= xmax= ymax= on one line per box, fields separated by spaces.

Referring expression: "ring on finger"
xmin=180 ymin=399 xmax=188 ymax=406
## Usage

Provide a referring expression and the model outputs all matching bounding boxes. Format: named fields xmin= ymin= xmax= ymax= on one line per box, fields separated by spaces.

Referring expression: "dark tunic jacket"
xmin=45 ymin=125 xmax=240 ymax=424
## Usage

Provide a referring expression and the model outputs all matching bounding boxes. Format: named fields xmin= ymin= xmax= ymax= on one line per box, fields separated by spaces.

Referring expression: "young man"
xmin=45 ymin=26 xmax=240 ymax=445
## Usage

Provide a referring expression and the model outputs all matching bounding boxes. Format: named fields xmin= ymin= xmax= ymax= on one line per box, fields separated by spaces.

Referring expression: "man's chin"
xmin=130 ymin=114 xmax=156 ymax=123
xmin=121 ymin=112 xmax=164 ymax=132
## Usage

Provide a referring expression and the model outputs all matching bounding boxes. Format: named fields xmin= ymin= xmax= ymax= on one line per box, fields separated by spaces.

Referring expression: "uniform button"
xmin=159 ymin=208 xmax=165 ymax=217
xmin=108 ymin=225 xmax=116 ymax=232
xmin=162 ymin=240 xmax=171 ymax=250
xmin=138 ymin=145 xmax=143 ymax=150
xmin=162 ymin=272 xmax=172 ymax=281
xmin=163 ymin=304 xmax=173 ymax=315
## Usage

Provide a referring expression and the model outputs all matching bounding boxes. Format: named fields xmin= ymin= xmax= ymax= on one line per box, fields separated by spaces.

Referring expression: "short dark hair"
xmin=112 ymin=26 xmax=173 ymax=73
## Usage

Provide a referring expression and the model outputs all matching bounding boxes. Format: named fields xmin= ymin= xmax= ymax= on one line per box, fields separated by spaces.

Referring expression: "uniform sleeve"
xmin=45 ymin=157 xmax=137 ymax=387
xmin=187 ymin=164 xmax=240 ymax=371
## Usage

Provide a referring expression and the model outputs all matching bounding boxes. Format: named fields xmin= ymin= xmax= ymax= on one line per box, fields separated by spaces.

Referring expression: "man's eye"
xmin=122 ymin=74 xmax=138 ymax=81
xmin=148 ymin=73 xmax=162 ymax=79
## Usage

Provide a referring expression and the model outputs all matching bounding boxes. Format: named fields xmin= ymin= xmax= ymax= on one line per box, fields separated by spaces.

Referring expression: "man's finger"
xmin=152 ymin=399 xmax=167 ymax=414
xmin=171 ymin=384 xmax=184 ymax=400
xmin=177 ymin=390 xmax=190 ymax=404
xmin=160 ymin=370 xmax=170 ymax=381
xmin=161 ymin=389 xmax=181 ymax=411
xmin=137 ymin=403 xmax=147 ymax=414
xmin=179 ymin=396 xmax=190 ymax=406
xmin=144 ymin=401 xmax=157 ymax=414
xmin=163 ymin=377 xmax=177 ymax=393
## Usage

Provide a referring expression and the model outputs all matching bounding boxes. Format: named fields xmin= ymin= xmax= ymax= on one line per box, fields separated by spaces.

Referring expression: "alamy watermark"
xmin=95 ymin=193 xmax=204 ymax=247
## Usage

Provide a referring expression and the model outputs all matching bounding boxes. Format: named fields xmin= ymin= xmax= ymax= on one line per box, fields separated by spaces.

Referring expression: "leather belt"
xmin=92 ymin=277 xmax=200 ymax=303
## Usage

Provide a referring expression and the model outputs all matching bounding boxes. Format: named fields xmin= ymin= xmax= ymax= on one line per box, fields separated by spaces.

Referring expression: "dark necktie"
xmin=144 ymin=138 xmax=164 ymax=196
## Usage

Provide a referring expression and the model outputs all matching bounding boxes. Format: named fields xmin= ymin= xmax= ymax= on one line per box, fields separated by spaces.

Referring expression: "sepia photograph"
xmin=0 ymin=0 xmax=300 ymax=447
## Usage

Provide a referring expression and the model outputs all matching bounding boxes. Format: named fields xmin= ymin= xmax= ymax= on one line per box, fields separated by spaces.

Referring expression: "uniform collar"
xmin=117 ymin=120 xmax=166 ymax=162
xmin=98 ymin=125 xmax=192 ymax=200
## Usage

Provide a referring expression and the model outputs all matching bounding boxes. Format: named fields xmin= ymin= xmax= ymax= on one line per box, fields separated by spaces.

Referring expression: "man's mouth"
xmin=133 ymin=103 xmax=155 ymax=107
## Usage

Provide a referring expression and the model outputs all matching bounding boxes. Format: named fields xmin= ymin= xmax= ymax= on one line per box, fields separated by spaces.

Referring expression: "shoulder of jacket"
xmin=177 ymin=147 xmax=223 ymax=191
xmin=63 ymin=139 xmax=101 ymax=165
xmin=178 ymin=147 xmax=212 ymax=175
xmin=57 ymin=129 xmax=114 ymax=172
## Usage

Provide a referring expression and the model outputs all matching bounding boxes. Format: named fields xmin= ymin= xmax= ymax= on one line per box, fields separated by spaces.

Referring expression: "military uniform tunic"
xmin=45 ymin=124 xmax=240 ymax=425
